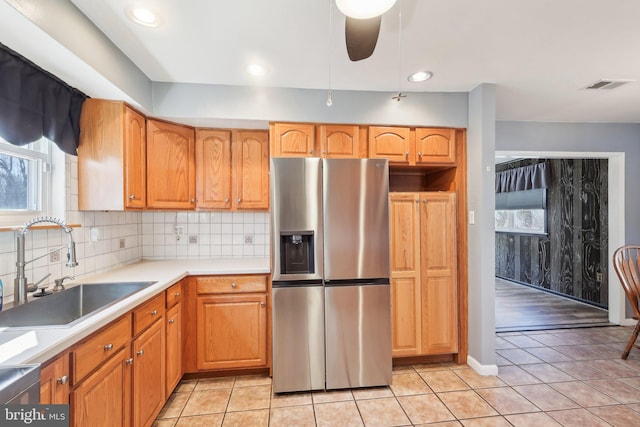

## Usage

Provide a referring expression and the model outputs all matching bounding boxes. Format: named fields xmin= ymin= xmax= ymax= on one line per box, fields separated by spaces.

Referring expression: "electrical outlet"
xmin=244 ymin=234 xmax=254 ymax=244
xmin=188 ymin=235 xmax=198 ymax=244
xmin=50 ymin=251 xmax=60 ymax=263
xmin=119 ymin=238 xmax=126 ymax=249
xmin=596 ymin=272 xmax=603 ymax=282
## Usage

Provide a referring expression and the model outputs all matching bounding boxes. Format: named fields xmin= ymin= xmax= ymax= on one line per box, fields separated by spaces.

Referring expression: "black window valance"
xmin=495 ymin=161 xmax=551 ymax=193
xmin=0 ymin=42 xmax=88 ymax=156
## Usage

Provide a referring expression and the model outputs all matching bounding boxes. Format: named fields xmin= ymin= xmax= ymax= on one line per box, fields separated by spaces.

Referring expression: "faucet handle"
xmin=53 ymin=276 xmax=75 ymax=292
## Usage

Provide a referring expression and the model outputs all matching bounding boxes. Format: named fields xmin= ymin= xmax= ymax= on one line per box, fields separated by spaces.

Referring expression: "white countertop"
xmin=0 ymin=258 xmax=270 ymax=366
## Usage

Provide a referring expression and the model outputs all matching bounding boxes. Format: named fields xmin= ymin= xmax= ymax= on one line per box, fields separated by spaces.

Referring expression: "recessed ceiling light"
xmin=247 ymin=64 xmax=266 ymax=76
xmin=407 ymin=71 xmax=433 ymax=83
xmin=126 ymin=6 xmax=160 ymax=27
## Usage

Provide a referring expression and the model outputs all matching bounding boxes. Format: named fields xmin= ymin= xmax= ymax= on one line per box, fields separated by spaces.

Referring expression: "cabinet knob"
xmin=128 ymin=195 xmax=135 ymax=200
xmin=137 ymin=350 xmax=144 ymax=357
xmin=191 ymin=198 xmax=196 ymax=203
xmin=423 ymin=199 xmax=427 ymax=203
xmin=415 ymin=199 xmax=420 ymax=203
xmin=174 ymin=292 xmax=181 ymax=297
xmin=418 ymin=152 xmax=423 ymax=157
xmin=405 ymin=152 xmax=409 ymax=158
xmin=169 ymin=319 xmax=175 ymax=324
xmin=322 ymin=150 xmax=327 ymax=154
xmin=104 ymin=344 xmax=114 ymax=351
xmin=150 ymin=310 xmax=158 ymax=316
xmin=231 ymin=282 xmax=237 ymax=288
xmin=260 ymin=302 xmax=266 ymax=307
xmin=126 ymin=358 xmax=134 ymax=365
xmin=309 ymin=150 xmax=313 ymax=154
xmin=237 ymin=198 xmax=241 ymax=203
xmin=225 ymin=198 xmax=229 ymax=203
xmin=56 ymin=375 xmax=68 ymax=385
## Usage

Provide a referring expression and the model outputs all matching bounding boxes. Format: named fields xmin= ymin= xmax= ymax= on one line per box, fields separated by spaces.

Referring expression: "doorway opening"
xmin=494 ymin=151 xmax=625 ymax=332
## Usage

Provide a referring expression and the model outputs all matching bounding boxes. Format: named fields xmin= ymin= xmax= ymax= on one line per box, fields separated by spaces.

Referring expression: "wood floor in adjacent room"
xmin=495 ymin=277 xmax=610 ymax=332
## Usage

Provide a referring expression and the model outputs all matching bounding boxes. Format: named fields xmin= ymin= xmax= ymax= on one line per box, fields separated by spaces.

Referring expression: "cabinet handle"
xmin=128 ymin=195 xmax=135 ymax=200
xmin=150 ymin=310 xmax=158 ymax=316
xmin=260 ymin=302 xmax=266 ymax=307
xmin=137 ymin=350 xmax=144 ymax=357
xmin=169 ymin=319 xmax=175 ymax=324
xmin=322 ymin=150 xmax=327 ymax=154
xmin=174 ymin=292 xmax=181 ymax=297
xmin=237 ymin=198 xmax=241 ymax=203
xmin=126 ymin=358 xmax=134 ymax=365
xmin=56 ymin=375 xmax=68 ymax=385
xmin=423 ymin=199 xmax=427 ymax=203
xmin=309 ymin=150 xmax=313 ymax=154
xmin=104 ymin=344 xmax=114 ymax=351
xmin=231 ymin=282 xmax=237 ymax=288
xmin=191 ymin=198 xmax=195 ymax=203
xmin=224 ymin=198 xmax=229 ymax=203
xmin=415 ymin=199 xmax=420 ymax=203
xmin=418 ymin=152 xmax=423 ymax=157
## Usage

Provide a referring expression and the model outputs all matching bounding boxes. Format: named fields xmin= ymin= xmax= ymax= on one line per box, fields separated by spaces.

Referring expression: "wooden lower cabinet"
xmin=196 ymin=293 xmax=267 ymax=370
xmin=40 ymin=352 xmax=70 ymax=404
xmin=165 ymin=301 xmax=182 ymax=397
xmin=390 ymin=192 xmax=458 ymax=357
xmin=71 ymin=347 xmax=131 ymax=427
xmin=132 ymin=319 xmax=165 ymax=427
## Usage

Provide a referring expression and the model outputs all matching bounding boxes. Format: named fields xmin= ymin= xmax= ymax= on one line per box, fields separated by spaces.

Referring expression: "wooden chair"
xmin=613 ymin=245 xmax=640 ymax=359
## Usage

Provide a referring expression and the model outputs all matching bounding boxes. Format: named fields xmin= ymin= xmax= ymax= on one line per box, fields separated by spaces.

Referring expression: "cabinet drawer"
xmin=72 ymin=315 xmax=131 ymax=384
xmin=196 ymin=276 xmax=267 ymax=294
xmin=133 ymin=293 xmax=165 ymax=336
xmin=166 ymin=281 xmax=183 ymax=308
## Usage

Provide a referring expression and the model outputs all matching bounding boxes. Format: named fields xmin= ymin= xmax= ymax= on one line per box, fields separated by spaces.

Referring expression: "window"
xmin=495 ymin=209 xmax=546 ymax=234
xmin=495 ymin=188 xmax=547 ymax=235
xmin=0 ymin=137 xmax=52 ymax=225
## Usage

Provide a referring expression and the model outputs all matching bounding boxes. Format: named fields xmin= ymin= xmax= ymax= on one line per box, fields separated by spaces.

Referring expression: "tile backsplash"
xmin=0 ymin=153 xmax=270 ymax=302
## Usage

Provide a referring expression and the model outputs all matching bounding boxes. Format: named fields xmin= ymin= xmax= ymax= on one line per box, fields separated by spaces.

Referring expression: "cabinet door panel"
xmin=271 ymin=123 xmax=315 ymax=157
xmin=319 ymin=125 xmax=363 ymax=158
xmin=132 ymin=319 xmax=165 ymax=427
xmin=147 ymin=120 xmax=195 ymax=209
xmin=415 ymin=128 xmax=456 ymax=165
xmin=72 ymin=347 xmax=131 ymax=427
xmin=40 ymin=353 xmax=70 ymax=404
xmin=369 ymin=126 xmax=413 ymax=164
xmin=391 ymin=277 xmax=421 ymax=357
xmin=124 ymin=107 xmax=147 ymax=208
xmin=420 ymin=192 xmax=458 ymax=354
xmin=196 ymin=129 xmax=232 ymax=209
xmin=166 ymin=302 xmax=182 ymax=397
xmin=197 ymin=294 xmax=267 ymax=370
xmin=233 ymin=131 xmax=269 ymax=210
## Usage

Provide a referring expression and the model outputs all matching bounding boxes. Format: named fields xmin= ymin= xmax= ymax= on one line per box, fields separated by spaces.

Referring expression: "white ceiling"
xmin=68 ymin=0 xmax=640 ymax=123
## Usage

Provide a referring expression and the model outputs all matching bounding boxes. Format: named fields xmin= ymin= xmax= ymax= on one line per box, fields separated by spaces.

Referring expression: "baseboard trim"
xmin=467 ymin=355 xmax=499 ymax=376
xmin=621 ymin=318 xmax=637 ymax=327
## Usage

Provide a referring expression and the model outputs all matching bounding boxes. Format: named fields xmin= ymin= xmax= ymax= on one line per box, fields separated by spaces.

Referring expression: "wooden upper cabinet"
xmin=233 ymin=131 xmax=269 ymax=210
xmin=196 ymin=129 xmax=232 ymax=209
xmin=270 ymin=123 xmax=315 ymax=157
xmin=415 ymin=128 xmax=456 ymax=166
xmin=146 ymin=119 xmax=196 ymax=209
xmin=368 ymin=126 xmax=414 ymax=164
xmin=318 ymin=125 xmax=366 ymax=158
xmin=79 ymin=99 xmax=146 ymax=210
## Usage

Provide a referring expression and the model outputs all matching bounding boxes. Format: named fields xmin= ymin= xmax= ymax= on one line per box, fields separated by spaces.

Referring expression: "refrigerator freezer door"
xmin=323 ymin=159 xmax=390 ymax=280
xmin=272 ymin=285 xmax=325 ymax=393
xmin=324 ymin=284 xmax=392 ymax=389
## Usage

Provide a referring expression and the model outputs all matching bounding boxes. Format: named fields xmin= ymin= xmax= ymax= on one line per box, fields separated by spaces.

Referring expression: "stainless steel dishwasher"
xmin=0 ymin=364 xmax=40 ymax=404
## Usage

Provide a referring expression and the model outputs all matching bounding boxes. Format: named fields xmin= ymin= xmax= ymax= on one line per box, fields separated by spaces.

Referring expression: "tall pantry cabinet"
xmin=390 ymin=192 xmax=458 ymax=357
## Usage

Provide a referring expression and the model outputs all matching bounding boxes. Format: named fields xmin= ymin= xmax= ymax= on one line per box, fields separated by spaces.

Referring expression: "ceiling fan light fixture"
xmin=408 ymin=71 xmax=433 ymax=82
xmin=126 ymin=6 xmax=160 ymax=27
xmin=336 ymin=0 xmax=397 ymax=19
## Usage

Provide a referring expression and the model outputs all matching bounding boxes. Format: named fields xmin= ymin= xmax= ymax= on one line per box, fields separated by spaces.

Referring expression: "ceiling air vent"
xmin=585 ymin=79 xmax=634 ymax=90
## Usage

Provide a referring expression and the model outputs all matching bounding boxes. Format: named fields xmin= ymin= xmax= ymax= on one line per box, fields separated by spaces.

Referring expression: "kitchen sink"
xmin=0 ymin=282 xmax=156 ymax=329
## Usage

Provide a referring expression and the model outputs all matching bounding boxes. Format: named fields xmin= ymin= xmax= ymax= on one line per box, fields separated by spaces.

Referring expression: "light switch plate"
xmin=469 ymin=210 xmax=475 ymax=224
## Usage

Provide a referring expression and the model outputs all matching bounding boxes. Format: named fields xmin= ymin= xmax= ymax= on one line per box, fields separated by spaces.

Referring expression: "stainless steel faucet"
xmin=14 ymin=217 xmax=78 ymax=306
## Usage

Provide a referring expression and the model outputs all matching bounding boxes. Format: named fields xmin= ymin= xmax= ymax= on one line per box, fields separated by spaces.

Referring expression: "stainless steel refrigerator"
xmin=271 ymin=157 xmax=391 ymax=393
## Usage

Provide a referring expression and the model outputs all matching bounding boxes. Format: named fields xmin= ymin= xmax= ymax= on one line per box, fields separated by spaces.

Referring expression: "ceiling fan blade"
xmin=345 ymin=16 xmax=382 ymax=61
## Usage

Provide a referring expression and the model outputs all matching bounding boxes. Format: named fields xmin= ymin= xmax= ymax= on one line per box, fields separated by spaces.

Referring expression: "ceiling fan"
xmin=336 ymin=0 xmax=397 ymax=61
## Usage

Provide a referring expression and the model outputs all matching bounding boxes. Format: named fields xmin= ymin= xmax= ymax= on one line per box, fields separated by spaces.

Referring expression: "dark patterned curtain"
xmin=0 ymin=42 xmax=87 ymax=155
xmin=495 ymin=161 xmax=551 ymax=193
